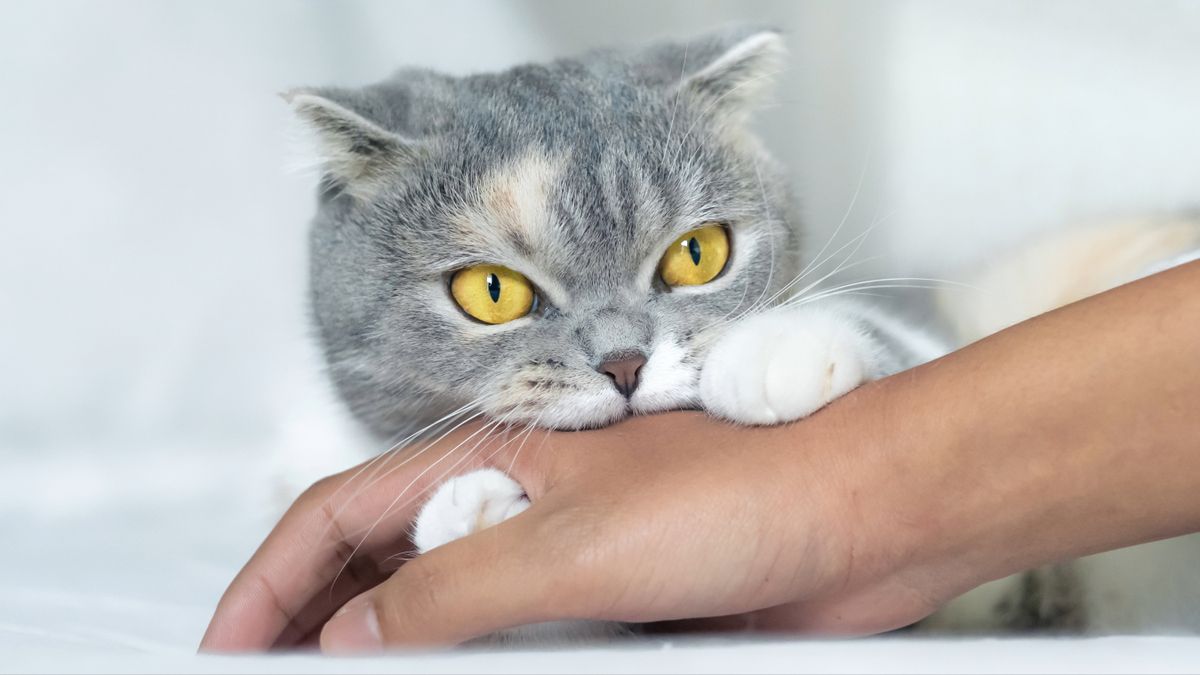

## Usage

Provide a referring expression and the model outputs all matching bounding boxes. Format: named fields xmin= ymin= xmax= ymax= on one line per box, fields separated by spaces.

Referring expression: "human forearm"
xmin=857 ymin=261 xmax=1200 ymax=613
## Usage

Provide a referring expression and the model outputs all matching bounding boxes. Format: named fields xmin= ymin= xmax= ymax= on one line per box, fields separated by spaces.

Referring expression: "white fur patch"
xmin=413 ymin=467 xmax=529 ymax=553
xmin=533 ymin=392 xmax=628 ymax=431
xmin=482 ymin=153 xmax=560 ymax=238
xmin=699 ymin=305 xmax=874 ymax=425
xmin=631 ymin=335 xmax=698 ymax=414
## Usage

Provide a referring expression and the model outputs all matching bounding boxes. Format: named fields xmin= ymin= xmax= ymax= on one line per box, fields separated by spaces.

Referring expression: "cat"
xmin=288 ymin=28 xmax=1200 ymax=641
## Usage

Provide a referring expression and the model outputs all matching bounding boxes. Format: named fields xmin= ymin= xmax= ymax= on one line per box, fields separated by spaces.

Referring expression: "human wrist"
xmin=828 ymin=360 xmax=1020 ymax=614
xmin=838 ymin=280 xmax=1194 ymax=612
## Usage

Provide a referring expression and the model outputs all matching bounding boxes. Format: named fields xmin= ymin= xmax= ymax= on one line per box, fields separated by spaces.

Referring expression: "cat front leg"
xmin=699 ymin=301 xmax=938 ymax=425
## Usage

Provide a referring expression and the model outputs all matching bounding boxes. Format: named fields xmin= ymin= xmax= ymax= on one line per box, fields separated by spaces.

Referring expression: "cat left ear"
xmin=679 ymin=29 xmax=786 ymax=120
xmin=284 ymin=88 xmax=419 ymax=199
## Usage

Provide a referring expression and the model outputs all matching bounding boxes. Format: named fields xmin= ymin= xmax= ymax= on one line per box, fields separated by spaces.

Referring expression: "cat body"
xmin=291 ymin=28 xmax=1200 ymax=641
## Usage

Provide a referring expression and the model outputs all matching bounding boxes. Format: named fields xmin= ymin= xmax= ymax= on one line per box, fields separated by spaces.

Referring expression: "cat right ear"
xmin=283 ymin=89 xmax=419 ymax=199
xmin=663 ymin=27 xmax=786 ymax=125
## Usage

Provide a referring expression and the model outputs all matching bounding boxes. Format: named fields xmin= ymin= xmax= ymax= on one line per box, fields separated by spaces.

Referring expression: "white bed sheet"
xmin=4 ymin=441 xmax=1199 ymax=674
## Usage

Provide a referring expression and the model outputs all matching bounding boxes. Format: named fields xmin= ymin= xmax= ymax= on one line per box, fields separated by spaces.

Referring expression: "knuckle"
xmin=294 ymin=474 xmax=341 ymax=510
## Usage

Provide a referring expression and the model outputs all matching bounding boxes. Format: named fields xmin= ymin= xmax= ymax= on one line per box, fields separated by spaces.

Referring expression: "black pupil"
xmin=687 ymin=237 xmax=702 ymax=265
xmin=486 ymin=273 xmax=501 ymax=302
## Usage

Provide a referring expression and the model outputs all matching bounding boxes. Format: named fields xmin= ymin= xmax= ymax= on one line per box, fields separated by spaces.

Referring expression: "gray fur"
xmin=295 ymin=27 xmax=801 ymax=436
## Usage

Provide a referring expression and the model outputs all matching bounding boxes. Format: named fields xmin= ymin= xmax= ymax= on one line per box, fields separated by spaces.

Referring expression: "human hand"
xmin=201 ymin=261 xmax=1200 ymax=653
xmin=200 ymin=398 xmax=960 ymax=652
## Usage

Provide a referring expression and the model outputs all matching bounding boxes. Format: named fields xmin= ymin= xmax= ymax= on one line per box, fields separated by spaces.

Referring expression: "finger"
xmin=200 ymin=420 xmax=546 ymax=652
xmin=319 ymin=510 xmax=575 ymax=651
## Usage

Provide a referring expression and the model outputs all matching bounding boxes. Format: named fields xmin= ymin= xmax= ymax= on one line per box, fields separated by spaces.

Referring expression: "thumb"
xmin=318 ymin=510 xmax=574 ymax=651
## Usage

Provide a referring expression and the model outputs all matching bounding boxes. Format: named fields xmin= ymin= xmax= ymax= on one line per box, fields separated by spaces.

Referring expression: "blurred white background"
xmin=1 ymin=1 xmax=1199 ymax=667
xmin=2 ymin=0 xmax=1198 ymax=459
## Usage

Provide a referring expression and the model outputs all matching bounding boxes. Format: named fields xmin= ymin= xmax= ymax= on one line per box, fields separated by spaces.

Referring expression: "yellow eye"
xmin=450 ymin=264 xmax=535 ymax=325
xmin=658 ymin=223 xmax=730 ymax=287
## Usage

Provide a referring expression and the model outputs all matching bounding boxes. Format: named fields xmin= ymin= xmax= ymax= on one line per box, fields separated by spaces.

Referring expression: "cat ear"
xmin=284 ymin=88 xmax=419 ymax=199
xmin=678 ymin=28 xmax=786 ymax=120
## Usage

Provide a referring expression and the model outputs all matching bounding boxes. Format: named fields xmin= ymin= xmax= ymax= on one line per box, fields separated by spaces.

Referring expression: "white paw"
xmin=412 ymin=468 xmax=530 ymax=553
xmin=415 ymin=471 xmax=632 ymax=644
xmin=700 ymin=308 xmax=871 ymax=425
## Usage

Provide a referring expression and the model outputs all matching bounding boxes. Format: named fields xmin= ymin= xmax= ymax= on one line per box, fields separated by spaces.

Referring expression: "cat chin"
xmin=485 ymin=392 xmax=631 ymax=431
xmin=629 ymin=393 xmax=700 ymax=417
xmin=484 ymin=392 xmax=702 ymax=431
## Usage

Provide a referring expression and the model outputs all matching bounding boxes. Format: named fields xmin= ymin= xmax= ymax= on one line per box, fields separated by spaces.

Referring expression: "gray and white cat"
xmin=290 ymin=28 xmax=1200 ymax=641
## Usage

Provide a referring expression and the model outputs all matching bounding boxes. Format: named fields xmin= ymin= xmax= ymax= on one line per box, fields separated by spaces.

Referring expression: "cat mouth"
xmin=485 ymin=386 xmax=701 ymax=432
xmin=487 ymin=393 xmax=630 ymax=431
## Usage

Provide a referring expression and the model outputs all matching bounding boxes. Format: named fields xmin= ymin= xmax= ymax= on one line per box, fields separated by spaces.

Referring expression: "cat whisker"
xmin=701 ymin=245 xmax=878 ymax=338
xmin=700 ymin=166 xmax=882 ymax=337
xmin=383 ymin=386 xmax=550 ymax=556
xmin=772 ymin=234 xmax=881 ymax=310
xmin=762 ymin=198 xmax=897 ymax=313
xmin=784 ymin=277 xmax=978 ymax=309
xmin=694 ymin=267 xmax=754 ymax=336
xmin=381 ymin=407 xmax=541 ymax=558
xmin=331 ymin=383 xmax=553 ymax=590
xmin=740 ymin=156 xmax=780 ymax=324
xmin=735 ymin=227 xmax=879 ymax=326
xmin=321 ymin=406 xmax=486 ymax=542
xmin=329 ymin=415 xmax=509 ymax=593
xmin=695 ymin=216 xmax=796 ymax=337
xmin=382 ymin=550 xmax=420 ymax=567
xmin=772 ymin=219 xmax=882 ymax=301
xmin=660 ymin=43 xmax=689 ymax=164
xmin=738 ymin=205 xmax=898 ymax=324
xmin=318 ymin=401 xmax=479 ymax=512
xmin=795 ymin=150 xmax=873 ymax=284
xmin=504 ymin=407 xmax=547 ymax=478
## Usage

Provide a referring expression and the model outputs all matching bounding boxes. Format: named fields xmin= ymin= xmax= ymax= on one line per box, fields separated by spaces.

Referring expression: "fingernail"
xmin=321 ymin=598 xmax=382 ymax=654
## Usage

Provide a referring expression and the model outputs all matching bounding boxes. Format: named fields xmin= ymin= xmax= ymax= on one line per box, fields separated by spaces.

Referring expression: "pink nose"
xmin=597 ymin=352 xmax=647 ymax=399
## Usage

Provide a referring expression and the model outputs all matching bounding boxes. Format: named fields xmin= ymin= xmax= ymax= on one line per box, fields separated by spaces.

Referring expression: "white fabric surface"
xmin=5 ymin=441 xmax=1200 ymax=674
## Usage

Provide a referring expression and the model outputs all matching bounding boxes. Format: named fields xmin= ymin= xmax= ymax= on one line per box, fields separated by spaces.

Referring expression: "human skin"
xmin=201 ymin=261 xmax=1200 ymax=653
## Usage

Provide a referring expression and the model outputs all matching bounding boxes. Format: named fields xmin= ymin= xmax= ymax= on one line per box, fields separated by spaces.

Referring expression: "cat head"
xmin=292 ymin=27 xmax=799 ymax=436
